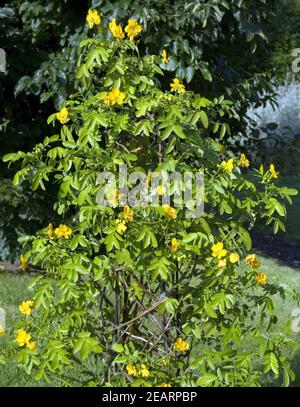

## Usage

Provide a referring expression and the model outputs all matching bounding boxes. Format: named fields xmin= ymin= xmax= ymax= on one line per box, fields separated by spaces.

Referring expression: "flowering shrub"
xmin=2 ymin=12 xmax=299 ymax=386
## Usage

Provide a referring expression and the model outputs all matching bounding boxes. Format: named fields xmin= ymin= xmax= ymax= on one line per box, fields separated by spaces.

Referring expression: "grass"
xmin=0 ymin=271 xmax=47 ymax=387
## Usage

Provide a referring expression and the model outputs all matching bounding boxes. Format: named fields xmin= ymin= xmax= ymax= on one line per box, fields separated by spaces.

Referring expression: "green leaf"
xmin=112 ymin=343 xmax=124 ymax=353
xmin=199 ymin=111 xmax=208 ymax=129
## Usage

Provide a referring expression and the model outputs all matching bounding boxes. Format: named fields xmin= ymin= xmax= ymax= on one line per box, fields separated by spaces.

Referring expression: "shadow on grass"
xmin=251 ymin=231 xmax=300 ymax=269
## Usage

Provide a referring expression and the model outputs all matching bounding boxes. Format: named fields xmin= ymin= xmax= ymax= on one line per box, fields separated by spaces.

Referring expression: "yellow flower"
xmin=162 ymin=205 xmax=177 ymax=220
xmin=109 ymin=18 xmax=125 ymax=39
xmin=229 ymin=253 xmax=240 ymax=264
xmin=170 ymin=237 xmax=180 ymax=253
xmin=158 ymin=383 xmax=172 ymax=387
xmin=155 ymin=185 xmax=166 ymax=196
xmin=240 ymin=154 xmax=250 ymax=168
xmin=27 ymin=341 xmax=37 ymax=351
xmin=252 ymin=260 xmax=261 ymax=269
xmin=103 ymin=88 xmax=126 ymax=107
xmin=162 ymin=49 xmax=169 ymax=64
xmin=256 ymin=272 xmax=267 ymax=286
xmin=56 ymin=107 xmax=69 ymax=124
xmin=170 ymin=78 xmax=185 ymax=94
xmin=54 ymin=224 xmax=73 ymax=239
xmin=16 ymin=329 xmax=31 ymax=347
xmin=140 ymin=364 xmax=150 ymax=378
xmin=86 ymin=9 xmax=101 ymax=29
xmin=47 ymin=223 xmax=53 ymax=239
xmin=126 ymin=364 xmax=137 ymax=376
xmin=0 ymin=323 xmax=4 ymax=337
xmin=270 ymin=164 xmax=279 ymax=179
xmin=20 ymin=255 xmax=27 ymax=271
xmin=217 ymin=258 xmax=227 ymax=269
xmin=174 ymin=338 xmax=189 ymax=353
xmin=19 ymin=300 xmax=34 ymax=316
xmin=125 ymin=20 xmax=142 ymax=41
xmin=163 ymin=94 xmax=172 ymax=101
xmin=108 ymin=188 xmax=119 ymax=206
xmin=221 ymin=158 xmax=234 ymax=173
xmin=245 ymin=254 xmax=256 ymax=265
xmin=116 ymin=220 xmax=127 ymax=234
xmin=245 ymin=254 xmax=261 ymax=269
xmin=146 ymin=173 xmax=152 ymax=186
xmin=123 ymin=206 xmax=134 ymax=223
xmin=211 ymin=242 xmax=227 ymax=259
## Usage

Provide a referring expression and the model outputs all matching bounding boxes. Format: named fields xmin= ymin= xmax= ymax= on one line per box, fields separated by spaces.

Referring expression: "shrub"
xmin=2 ymin=13 xmax=299 ymax=386
xmin=1 ymin=0 xmax=298 ymax=256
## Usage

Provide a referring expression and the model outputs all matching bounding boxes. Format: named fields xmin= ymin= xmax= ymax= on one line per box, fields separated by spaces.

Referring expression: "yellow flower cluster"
xmin=245 ymin=254 xmax=261 ymax=269
xmin=109 ymin=18 xmax=125 ymax=39
xmin=48 ymin=223 xmax=53 ymax=238
xmin=116 ymin=219 xmax=127 ymax=234
xmin=123 ymin=205 xmax=134 ymax=223
xmin=229 ymin=253 xmax=240 ymax=263
xmin=245 ymin=254 xmax=267 ymax=285
xmin=102 ymin=88 xmax=126 ymax=107
xmin=146 ymin=173 xmax=152 ymax=186
xmin=19 ymin=300 xmax=34 ymax=316
xmin=108 ymin=188 xmax=119 ymax=206
xmin=126 ymin=363 xmax=150 ymax=378
xmin=86 ymin=9 xmax=101 ymax=29
xmin=170 ymin=237 xmax=180 ymax=253
xmin=126 ymin=364 xmax=137 ymax=376
xmin=211 ymin=242 xmax=227 ymax=259
xmin=240 ymin=154 xmax=250 ymax=168
xmin=155 ymin=185 xmax=166 ymax=196
xmin=256 ymin=271 xmax=267 ymax=286
xmin=20 ymin=255 xmax=27 ymax=271
xmin=162 ymin=49 xmax=169 ymax=64
xmin=174 ymin=337 xmax=189 ymax=353
xmin=54 ymin=224 xmax=73 ymax=239
xmin=221 ymin=158 xmax=234 ymax=173
xmin=16 ymin=329 xmax=36 ymax=351
xmin=270 ymin=164 xmax=279 ymax=179
xmin=125 ymin=20 xmax=142 ymax=41
xmin=158 ymin=383 xmax=172 ymax=387
xmin=170 ymin=78 xmax=185 ymax=94
xmin=140 ymin=364 xmax=150 ymax=378
xmin=163 ymin=93 xmax=172 ymax=101
xmin=217 ymin=258 xmax=227 ymax=269
xmin=0 ymin=323 xmax=4 ymax=337
xmin=56 ymin=107 xmax=69 ymax=124
xmin=162 ymin=205 xmax=177 ymax=220
xmin=212 ymin=242 xmax=240 ymax=269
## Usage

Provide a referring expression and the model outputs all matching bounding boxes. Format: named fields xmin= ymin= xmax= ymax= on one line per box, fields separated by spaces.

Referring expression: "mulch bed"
xmin=251 ymin=232 xmax=300 ymax=269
